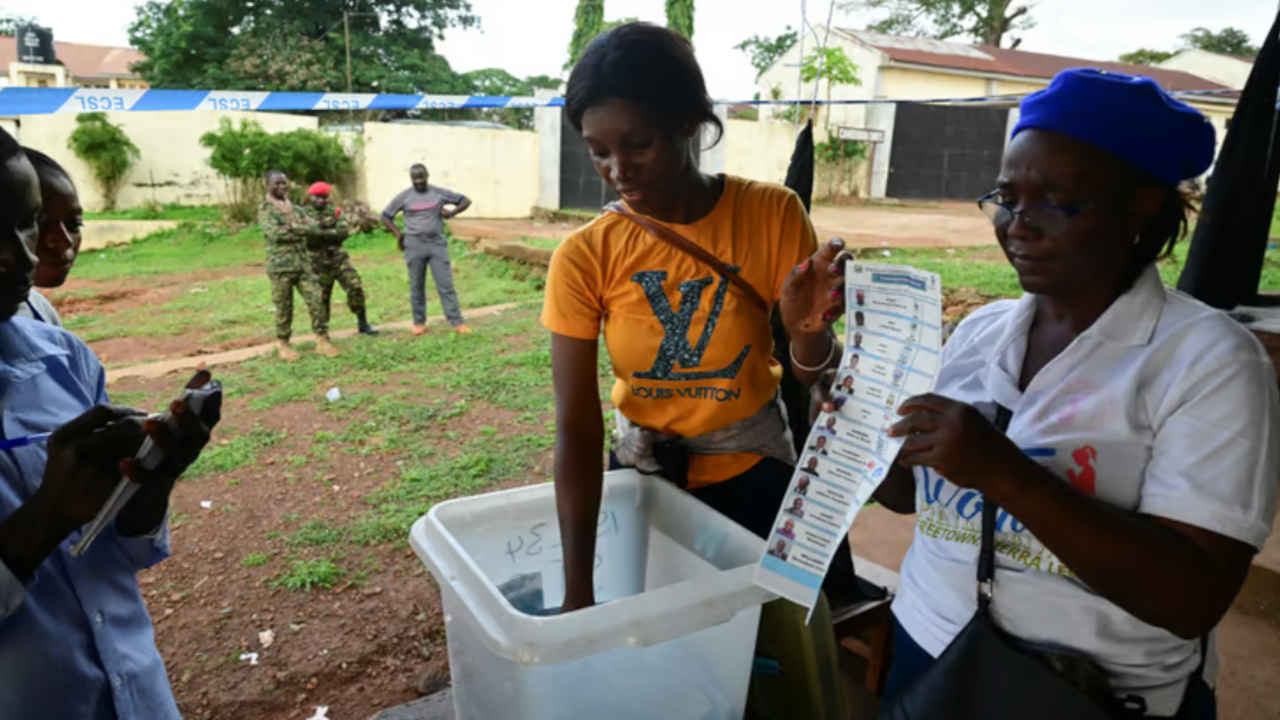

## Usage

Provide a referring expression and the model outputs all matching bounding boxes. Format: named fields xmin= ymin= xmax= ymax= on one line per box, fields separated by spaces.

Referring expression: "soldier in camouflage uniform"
xmin=258 ymin=170 xmax=340 ymax=360
xmin=300 ymin=181 xmax=377 ymax=335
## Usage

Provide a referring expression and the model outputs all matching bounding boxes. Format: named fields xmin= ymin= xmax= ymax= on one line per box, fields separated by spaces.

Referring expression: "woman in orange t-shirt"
xmin=543 ymin=22 xmax=853 ymax=612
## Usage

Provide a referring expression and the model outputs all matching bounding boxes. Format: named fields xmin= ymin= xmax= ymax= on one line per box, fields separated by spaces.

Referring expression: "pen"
xmin=0 ymin=432 xmax=52 ymax=451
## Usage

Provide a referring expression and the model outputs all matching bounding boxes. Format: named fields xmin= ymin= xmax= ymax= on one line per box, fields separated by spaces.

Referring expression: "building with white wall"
xmin=1157 ymin=49 xmax=1253 ymax=90
xmin=756 ymin=30 xmax=1236 ymax=200
xmin=0 ymin=38 xmax=147 ymax=89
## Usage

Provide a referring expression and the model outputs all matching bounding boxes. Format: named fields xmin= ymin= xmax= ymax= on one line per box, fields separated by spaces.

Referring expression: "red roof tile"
xmin=0 ymin=38 xmax=144 ymax=79
xmin=841 ymin=30 xmax=1230 ymax=93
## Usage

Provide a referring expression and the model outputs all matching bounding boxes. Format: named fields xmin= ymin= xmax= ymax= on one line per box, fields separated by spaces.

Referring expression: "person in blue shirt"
xmin=0 ymin=127 xmax=211 ymax=718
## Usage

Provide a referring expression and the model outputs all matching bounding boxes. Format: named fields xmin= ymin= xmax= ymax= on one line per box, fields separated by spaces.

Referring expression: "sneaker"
xmin=411 ymin=324 xmax=428 ymax=336
xmin=276 ymin=340 xmax=299 ymax=361
xmin=454 ymin=324 xmax=474 ymax=335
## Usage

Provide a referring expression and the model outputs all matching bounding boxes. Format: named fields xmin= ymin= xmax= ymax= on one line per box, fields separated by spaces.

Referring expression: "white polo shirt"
xmin=892 ymin=265 xmax=1279 ymax=715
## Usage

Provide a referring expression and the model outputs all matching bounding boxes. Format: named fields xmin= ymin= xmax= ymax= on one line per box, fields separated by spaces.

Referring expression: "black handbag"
xmin=879 ymin=404 xmax=1146 ymax=720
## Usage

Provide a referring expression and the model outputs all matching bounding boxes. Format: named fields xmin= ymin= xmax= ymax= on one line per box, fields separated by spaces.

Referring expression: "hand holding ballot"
xmin=778 ymin=238 xmax=852 ymax=335
xmin=756 ymin=262 xmax=943 ymax=617
xmin=889 ymin=393 xmax=1022 ymax=496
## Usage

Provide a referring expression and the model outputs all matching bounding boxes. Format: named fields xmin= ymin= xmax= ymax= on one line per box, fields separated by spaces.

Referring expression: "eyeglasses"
xmin=976 ymin=190 xmax=1086 ymax=236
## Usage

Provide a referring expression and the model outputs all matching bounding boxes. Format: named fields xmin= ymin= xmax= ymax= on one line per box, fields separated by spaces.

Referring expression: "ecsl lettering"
xmin=205 ymin=97 xmax=252 ymax=111
xmin=76 ymin=96 xmax=127 ymax=111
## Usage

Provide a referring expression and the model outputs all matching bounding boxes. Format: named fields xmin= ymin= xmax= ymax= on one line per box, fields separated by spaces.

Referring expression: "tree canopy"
xmin=735 ymin=27 xmax=799 ymax=79
xmin=461 ymin=69 xmax=561 ymax=129
xmin=128 ymin=0 xmax=479 ymax=93
xmin=1118 ymin=48 xmax=1175 ymax=66
xmin=0 ymin=13 xmax=38 ymax=36
xmin=564 ymin=0 xmax=604 ymax=70
xmin=665 ymin=0 xmax=694 ymax=41
xmin=856 ymin=0 xmax=1034 ymax=48
xmin=1119 ymin=25 xmax=1259 ymax=66
xmin=564 ymin=0 xmax=695 ymax=70
xmin=1180 ymin=26 xmax=1258 ymax=58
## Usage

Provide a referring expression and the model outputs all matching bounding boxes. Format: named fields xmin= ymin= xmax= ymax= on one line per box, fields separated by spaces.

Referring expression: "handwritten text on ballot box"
xmin=753 ymin=263 xmax=942 ymax=618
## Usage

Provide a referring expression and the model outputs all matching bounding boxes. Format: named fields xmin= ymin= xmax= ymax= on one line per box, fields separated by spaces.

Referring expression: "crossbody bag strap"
xmin=978 ymin=403 xmax=1014 ymax=612
xmin=604 ymin=202 xmax=770 ymax=314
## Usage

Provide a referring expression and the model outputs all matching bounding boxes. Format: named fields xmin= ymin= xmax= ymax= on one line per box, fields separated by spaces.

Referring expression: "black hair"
xmin=0 ymin=128 xmax=19 ymax=164
xmin=565 ymin=22 xmax=723 ymax=146
xmin=410 ymin=163 xmax=427 ymax=172
xmin=22 ymin=147 xmax=74 ymax=187
xmin=1108 ymin=164 xmax=1195 ymax=289
xmin=1134 ymin=183 xmax=1194 ymax=267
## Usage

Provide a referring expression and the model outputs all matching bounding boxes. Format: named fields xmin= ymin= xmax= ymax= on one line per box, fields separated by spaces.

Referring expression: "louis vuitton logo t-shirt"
xmin=541 ymin=176 xmax=817 ymax=488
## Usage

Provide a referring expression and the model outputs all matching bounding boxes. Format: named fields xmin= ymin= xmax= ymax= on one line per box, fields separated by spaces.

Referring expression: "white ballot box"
xmin=409 ymin=469 xmax=774 ymax=720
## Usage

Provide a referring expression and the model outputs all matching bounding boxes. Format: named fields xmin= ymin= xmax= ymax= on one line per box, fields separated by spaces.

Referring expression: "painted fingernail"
xmin=799 ymin=259 xmax=811 ymax=272
xmin=830 ymin=288 xmax=841 ymax=299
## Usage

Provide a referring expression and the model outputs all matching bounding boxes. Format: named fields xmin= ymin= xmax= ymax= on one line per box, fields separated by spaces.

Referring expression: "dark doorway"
xmin=559 ymin=112 xmax=618 ymax=210
xmin=886 ymin=103 xmax=1009 ymax=200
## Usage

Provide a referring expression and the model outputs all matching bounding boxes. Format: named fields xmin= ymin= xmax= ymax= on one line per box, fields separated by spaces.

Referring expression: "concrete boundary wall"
xmin=13 ymin=111 xmax=316 ymax=211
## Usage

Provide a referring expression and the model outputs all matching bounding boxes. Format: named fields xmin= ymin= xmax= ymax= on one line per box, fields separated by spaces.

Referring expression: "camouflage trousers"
xmin=313 ymin=256 xmax=367 ymax=328
xmin=268 ymin=270 xmax=327 ymax=341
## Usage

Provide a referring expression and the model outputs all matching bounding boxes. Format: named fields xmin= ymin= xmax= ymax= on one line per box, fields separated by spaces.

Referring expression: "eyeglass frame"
xmin=975 ymin=189 xmax=1090 ymax=236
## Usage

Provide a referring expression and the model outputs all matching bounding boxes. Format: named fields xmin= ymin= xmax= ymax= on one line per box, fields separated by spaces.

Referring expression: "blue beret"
xmin=1012 ymin=68 xmax=1215 ymax=185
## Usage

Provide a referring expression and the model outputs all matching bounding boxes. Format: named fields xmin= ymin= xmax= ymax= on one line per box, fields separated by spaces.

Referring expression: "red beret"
xmin=308 ymin=181 xmax=333 ymax=196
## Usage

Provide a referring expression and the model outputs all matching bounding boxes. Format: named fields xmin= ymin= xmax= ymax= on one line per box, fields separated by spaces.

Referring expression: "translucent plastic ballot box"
xmin=408 ymin=469 xmax=776 ymax=720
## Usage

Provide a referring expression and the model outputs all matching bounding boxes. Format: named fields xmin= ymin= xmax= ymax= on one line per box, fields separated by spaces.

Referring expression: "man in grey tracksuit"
xmin=381 ymin=163 xmax=473 ymax=335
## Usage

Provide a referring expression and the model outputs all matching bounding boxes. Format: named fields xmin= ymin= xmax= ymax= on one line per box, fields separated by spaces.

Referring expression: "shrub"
xmin=199 ymin=119 xmax=355 ymax=223
xmin=66 ymin=113 xmax=140 ymax=211
xmin=815 ymin=139 xmax=868 ymax=201
xmin=815 ymin=139 xmax=867 ymax=164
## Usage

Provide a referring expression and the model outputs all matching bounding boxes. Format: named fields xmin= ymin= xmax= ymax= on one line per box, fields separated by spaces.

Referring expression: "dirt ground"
xmin=111 ymin=363 xmax=555 ymax=720
xmin=449 ymin=200 xmax=995 ymax=249
xmin=54 ymin=268 xmax=272 ymax=366
xmin=127 ymin=385 xmax=440 ymax=720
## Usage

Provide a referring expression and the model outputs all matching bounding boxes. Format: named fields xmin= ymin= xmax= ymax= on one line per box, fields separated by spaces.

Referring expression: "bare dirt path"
xmin=449 ymin=201 xmax=996 ymax=249
xmin=105 ymin=302 xmax=520 ymax=383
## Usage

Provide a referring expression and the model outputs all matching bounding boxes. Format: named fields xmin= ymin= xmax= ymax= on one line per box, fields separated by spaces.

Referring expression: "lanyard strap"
xmin=603 ymin=202 xmax=770 ymax=314
xmin=978 ymin=403 xmax=1013 ymax=611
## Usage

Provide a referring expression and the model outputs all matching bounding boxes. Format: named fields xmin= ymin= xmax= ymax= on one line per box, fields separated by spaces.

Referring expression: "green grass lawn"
xmin=60 ymin=223 xmax=547 ymax=346
xmin=62 ymin=211 xmax=1280 ymax=355
xmin=518 ymin=235 xmax=561 ymax=250
xmin=85 ymin=204 xmax=223 ymax=222
xmin=110 ymin=304 xmax=609 ymax=591
xmin=856 ymin=239 xmax=1280 ymax=300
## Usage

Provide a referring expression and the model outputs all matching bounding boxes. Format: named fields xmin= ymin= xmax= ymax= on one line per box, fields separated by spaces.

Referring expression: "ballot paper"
xmin=753 ymin=262 xmax=942 ymax=618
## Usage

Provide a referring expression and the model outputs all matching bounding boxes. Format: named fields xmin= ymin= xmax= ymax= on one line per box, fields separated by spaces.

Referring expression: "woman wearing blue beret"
xmin=866 ymin=68 xmax=1278 ymax=718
